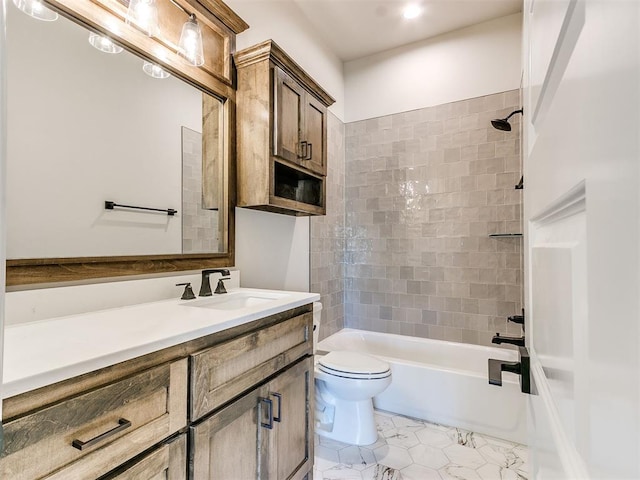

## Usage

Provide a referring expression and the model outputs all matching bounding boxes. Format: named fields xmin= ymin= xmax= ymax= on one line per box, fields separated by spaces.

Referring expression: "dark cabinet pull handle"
xmin=271 ymin=392 xmax=282 ymax=422
xmin=305 ymin=143 xmax=313 ymax=160
xmin=298 ymin=141 xmax=308 ymax=159
xmin=259 ymin=397 xmax=274 ymax=429
xmin=72 ymin=418 xmax=132 ymax=450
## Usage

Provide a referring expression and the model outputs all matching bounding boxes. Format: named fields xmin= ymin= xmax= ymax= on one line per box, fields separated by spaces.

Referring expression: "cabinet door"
xmin=190 ymin=384 xmax=267 ymax=480
xmin=266 ymin=357 xmax=313 ymax=480
xmin=301 ymin=95 xmax=327 ymax=176
xmin=107 ymin=435 xmax=187 ymax=480
xmin=273 ymin=67 xmax=305 ymax=164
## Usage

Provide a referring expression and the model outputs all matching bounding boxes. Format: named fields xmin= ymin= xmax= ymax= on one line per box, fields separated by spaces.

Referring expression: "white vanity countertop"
xmin=2 ymin=288 xmax=320 ymax=399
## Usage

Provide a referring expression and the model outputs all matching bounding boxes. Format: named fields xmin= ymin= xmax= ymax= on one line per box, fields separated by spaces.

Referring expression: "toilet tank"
xmin=313 ymin=302 xmax=322 ymax=351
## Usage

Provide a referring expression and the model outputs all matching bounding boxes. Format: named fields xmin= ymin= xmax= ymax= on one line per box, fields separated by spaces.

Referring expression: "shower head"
xmin=491 ymin=118 xmax=513 ymax=131
xmin=491 ymin=109 xmax=523 ymax=131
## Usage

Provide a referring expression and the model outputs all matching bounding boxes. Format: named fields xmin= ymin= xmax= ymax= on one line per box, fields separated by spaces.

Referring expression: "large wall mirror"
xmin=5 ymin=0 xmax=246 ymax=286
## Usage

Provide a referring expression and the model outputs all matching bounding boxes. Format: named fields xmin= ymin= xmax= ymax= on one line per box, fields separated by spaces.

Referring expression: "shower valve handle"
xmin=508 ymin=309 xmax=525 ymax=325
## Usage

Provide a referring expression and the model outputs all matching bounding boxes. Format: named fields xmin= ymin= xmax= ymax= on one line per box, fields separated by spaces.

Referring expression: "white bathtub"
xmin=316 ymin=328 xmax=527 ymax=445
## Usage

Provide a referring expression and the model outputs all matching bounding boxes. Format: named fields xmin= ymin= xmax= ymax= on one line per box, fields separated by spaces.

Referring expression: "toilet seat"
xmin=318 ymin=351 xmax=391 ymax=380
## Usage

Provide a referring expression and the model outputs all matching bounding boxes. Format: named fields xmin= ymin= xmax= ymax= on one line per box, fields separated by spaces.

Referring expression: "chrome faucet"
xmin=199 ymin=269 xmax=231 ymax=297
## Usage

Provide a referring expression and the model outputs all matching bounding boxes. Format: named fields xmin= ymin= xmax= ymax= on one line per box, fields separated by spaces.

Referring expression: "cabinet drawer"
xmin=0 ymin=359 xmax=187 ymax=480
xmin=190 ymin=311 xmax=311 ymax=419
xmin=106 ymin=435 xmax=187 ymax=480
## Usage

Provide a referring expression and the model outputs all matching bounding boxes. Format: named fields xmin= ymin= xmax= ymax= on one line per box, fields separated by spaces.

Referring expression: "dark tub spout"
xmin=491 ymin=333 xmax=525 ymax=347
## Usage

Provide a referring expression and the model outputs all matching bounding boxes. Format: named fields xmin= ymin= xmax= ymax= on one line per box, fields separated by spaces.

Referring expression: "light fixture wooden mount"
xmin=44 ymin=0 xmax=248 ymax=95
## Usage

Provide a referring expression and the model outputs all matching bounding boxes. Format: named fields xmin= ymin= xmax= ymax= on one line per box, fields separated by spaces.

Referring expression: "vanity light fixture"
xmin=143 ymin=61 xmax=171 ymax=79
xmin=125 ymin=0 xmax=159 ymax=37
xmin=88 ymin=32 xmax=124 ymax=54
xmin=177 ymin=13 xmax=205 ymax=67
xmin=402 ymin=3 xmax=422 ymax=19
xmin=11 ymin=0 xmax=58 ymax=21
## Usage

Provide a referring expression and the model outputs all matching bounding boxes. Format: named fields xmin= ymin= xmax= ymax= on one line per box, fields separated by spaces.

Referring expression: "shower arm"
xmin=504 ymin=109 xmax=523 ymax=121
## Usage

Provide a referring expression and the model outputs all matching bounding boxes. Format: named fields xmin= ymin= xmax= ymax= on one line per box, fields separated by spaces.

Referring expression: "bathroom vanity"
xmin=0 ymin=289 xmax=318 ymax=479
xmin=2 ymin=0 xmax=330 ymax=475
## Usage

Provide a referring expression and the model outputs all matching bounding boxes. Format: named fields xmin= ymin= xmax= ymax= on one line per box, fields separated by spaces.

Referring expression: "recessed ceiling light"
xmin=403 ymin=4 xmax=422 ymax=20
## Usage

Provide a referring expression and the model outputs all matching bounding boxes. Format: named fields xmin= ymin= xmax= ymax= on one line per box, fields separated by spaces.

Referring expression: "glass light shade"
xmin=177 ymin=14 xmax=204 ymax=67
xmin=402 ymin=4 xmax=422 ymax=19
xmin=12 ymin=0 xmax=58 ymax=21
xmin=125 ymin=0 xmax=158 ymax=37
xmin=142 ymin=61 xmax=170 ymax=79
xmin=88 ymin=33 xmax=124 ymax=54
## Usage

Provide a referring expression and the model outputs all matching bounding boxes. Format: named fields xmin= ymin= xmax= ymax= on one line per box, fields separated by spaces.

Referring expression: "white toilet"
xmin=313 ymin=302 xmax=392 ymax=446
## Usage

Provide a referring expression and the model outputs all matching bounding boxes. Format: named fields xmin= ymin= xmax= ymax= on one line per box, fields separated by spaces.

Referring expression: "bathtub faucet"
xmin=491 ymin=333 xmax=525 ymax=347
xmin=488 ymin=346 xmax=532 ymax=394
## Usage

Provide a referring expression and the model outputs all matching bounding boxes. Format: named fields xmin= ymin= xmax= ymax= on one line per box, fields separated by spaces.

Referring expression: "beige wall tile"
xmin=340 ymin=90 xmax=523 ymax=347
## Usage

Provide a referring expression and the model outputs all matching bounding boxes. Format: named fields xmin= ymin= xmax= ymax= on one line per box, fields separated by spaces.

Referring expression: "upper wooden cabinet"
xmin=274 ymin=67 xmax=327 ymax=175
xmin=235 ymin=40 xmax=335 ymax=216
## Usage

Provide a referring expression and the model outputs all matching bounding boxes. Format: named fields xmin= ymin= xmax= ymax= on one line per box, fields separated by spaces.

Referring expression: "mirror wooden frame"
xmin=6 ymin=0 xmax=248 ymax=287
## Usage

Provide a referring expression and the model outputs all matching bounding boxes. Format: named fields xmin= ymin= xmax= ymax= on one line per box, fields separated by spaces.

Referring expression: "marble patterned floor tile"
xmin=442 ymin=444 xmax=487 ymax=469
xmin=416 ymin=427 xmax=455 ymax=449
xmin=362 ymin=464 xmax=402 ymax=480
xmin=314 ymin=410 xmax=528 ymax=480
xmin=400 ymin=463 xmax=443 ymax=480
xmin=339 ymin=446 xmax=377 ymax=471
xmin=381 ymin=429 xmax=420 ymax=449
xmin=439 ymin=465 xmax=483 ymax=480
xmin=408 ymin=444 xmax=449 ymax=470
xmin=373 ymin=445 xmax=414 ymax=470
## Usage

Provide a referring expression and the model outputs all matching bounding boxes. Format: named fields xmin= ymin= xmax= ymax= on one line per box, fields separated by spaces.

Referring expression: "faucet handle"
xmin=214 ymin=277 xmax=230 ymax=294
xmin=176 ymin=282 xmax=196 ymax=300
xmin=488 ymin=346 xmax=532 ymax=394
xmin=508 ymin=308 xmax=525 ymax=325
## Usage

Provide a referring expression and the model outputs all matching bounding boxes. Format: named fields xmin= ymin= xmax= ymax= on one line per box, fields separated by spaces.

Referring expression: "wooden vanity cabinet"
xmin=0 ymin=359 xmax=188 ymax=480
xmin=190 ymin=356 xmax=313 ymax=480
xmin=105 ymin=434 xmax=187 ymax=480
xmin=264 ymin=357 xmax=314 ymax=480
xmin=0 ymin=304 xmax=314 ymax=480
xmin=189 ymin=310 xmax=314 ymax=479
xmin=235 ymin=40 xmax=335 ymax=216
xmin=190 ymin=310 xmax=310 ymax=420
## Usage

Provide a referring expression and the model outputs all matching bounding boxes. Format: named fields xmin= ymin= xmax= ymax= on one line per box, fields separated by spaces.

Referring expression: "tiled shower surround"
xmin=311 ymin=112 xmax=346 ymax=340
xmin=311 ymin=90 xmax=523 ymax=346
xmin=343 ymin=90 xmax=523 ymax=346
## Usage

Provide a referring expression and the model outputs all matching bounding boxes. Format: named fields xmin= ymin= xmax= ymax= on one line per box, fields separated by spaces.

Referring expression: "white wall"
xmin=235 ymin=208 xmax=309 ymax=291
xmin=228 ymin=0 xmax=345 ymax=121
xmin=344 ymin=13 xmax=522 ymax=122
xmin=0 ymin=0 xmax=7 ymax=419
xmin=227 ymin=0 xmax=342 ymax=291
xmin=7 ymin=8 xmax=201 ymax=258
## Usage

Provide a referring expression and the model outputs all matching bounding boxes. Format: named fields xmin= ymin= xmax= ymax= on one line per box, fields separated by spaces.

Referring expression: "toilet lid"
xmin=318 ymin=351 xmax=390 ymax=377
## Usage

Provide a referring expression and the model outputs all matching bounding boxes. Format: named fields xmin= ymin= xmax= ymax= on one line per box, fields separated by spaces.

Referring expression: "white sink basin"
xmin=184 ymin=291 xmax=290 ymax=310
